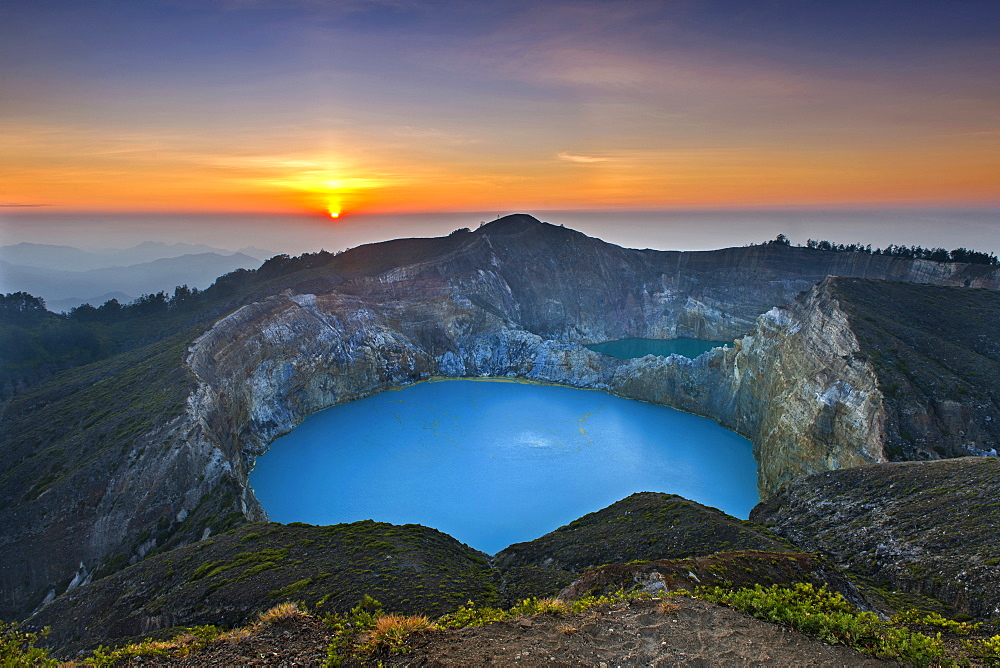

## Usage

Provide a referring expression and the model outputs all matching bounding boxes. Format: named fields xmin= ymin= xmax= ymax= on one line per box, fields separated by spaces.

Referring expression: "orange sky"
xmin=4 ymin=133 xmax=998 ymax=217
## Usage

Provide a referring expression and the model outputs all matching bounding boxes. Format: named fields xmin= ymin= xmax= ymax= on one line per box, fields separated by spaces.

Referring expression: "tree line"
xmin=765 ymin=234 xmax=998 ymax=266
xmin=0 ymin=248 xmax=340 ymax=398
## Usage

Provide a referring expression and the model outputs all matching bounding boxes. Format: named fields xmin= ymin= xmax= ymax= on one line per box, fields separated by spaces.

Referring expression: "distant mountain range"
xmin=0 ymin=241 xmax=276 ymax=273
xmin=0 ymin=248 xmax=267 ymax=311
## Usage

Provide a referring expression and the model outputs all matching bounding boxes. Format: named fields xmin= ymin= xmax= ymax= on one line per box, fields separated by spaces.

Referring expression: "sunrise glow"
xmin=0 ymin=1 xmax=996 ymax=219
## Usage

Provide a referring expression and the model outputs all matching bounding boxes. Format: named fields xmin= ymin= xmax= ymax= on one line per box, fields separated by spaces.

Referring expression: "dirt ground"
xmin=123 ymin=597 xmax=893 ymax=666
xmin=121 ymin=615 xmax=332 ymax=666
xmin=385 ymin=598 xmax=892 ymax=667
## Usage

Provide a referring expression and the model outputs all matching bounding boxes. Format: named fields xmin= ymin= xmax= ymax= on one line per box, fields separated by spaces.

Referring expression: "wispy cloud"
xmin=0 ymin=203 xmax=54 ymax=207
xmin=558 ymin=152 xmax=608 ymax=163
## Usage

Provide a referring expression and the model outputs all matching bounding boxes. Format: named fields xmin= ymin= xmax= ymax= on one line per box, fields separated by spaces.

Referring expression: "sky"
xmin=1 ymin=0 xmax=999 ymax=252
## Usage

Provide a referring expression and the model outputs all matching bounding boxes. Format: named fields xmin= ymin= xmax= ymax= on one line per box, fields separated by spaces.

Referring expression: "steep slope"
xmin=751 ymin=457 xmax=1000 ymax=618
xmin=832 ymin=279 xmax=1000 ymax=460
xmin=4 ymin=214 xmax=1000 ymax=623
xmin=601 ymin=276 xmax=889 ymax=495
xmin=23 ymin=520 xmax=497 ymax=656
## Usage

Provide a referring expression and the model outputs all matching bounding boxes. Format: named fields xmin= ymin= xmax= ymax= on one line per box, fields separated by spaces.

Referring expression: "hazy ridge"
xmin=0 ymin=250 xmax=266 ymax=311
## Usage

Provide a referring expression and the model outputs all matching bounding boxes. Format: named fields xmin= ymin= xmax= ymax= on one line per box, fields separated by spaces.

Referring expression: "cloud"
xmin=0 ymin=203 xmax=54 ymax=207
xmin=557 ymin=152 xmax=608 ymax=163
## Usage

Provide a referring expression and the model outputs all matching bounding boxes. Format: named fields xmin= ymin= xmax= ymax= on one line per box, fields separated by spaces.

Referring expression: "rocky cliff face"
xmin=3 ymin=214 xmax=999 ymax=622
xmin=695 ymin=278 xmax=888 ymax=494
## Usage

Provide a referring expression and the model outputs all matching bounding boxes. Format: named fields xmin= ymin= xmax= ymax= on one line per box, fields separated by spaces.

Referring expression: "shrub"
xmin=85 ymin=625 xmax=221 ymax=665
xmin=323 ymin=596 xmax=385 ymax=666
xmin=218 ymin=627 xmax=253 ymax=643
xmin=696 ymin=583 xmax=946 ymax=664
xmin=508 ymin=597 xmax=568 ymax=617
xmin=964 ymin=634 xmax=1000 ymax=662
xmin=437 ymin=600 xmax=508 ymax=629
xmin=890 ymin=609 xmax=980 ymax=635
xmin=0 ymin=622 xmax=57 ymax=667
xmin=87 ymin=639 xmax=176 ymax=665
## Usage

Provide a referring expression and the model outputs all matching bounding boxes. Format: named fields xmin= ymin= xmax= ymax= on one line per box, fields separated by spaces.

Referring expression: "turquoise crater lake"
xmin=586 ymin=337 xmax=729 ymax=359
xmin=249 ymin=379 xmax=758 ymax=554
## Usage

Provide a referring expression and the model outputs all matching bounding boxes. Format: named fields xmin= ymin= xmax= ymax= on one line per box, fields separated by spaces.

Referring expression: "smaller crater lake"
xmin=587 ymin=337 xmax=729 ymax=359
xmin=250 ymin=379 xmax=758 ymax=554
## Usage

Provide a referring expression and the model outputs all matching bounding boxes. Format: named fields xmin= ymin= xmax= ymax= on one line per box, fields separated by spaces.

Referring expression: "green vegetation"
xmin=324 ymin=595 xmax=385 ymax=666
xmin=1 ymin=232 xmax=473 ymax=399
xmin=189 ymin=548 xmax=290 ymax=582
xmin=890 ymin=609 xmax=981 ymax=635
xmin=0 ymin=287 xmax=219 ymax=399
xmin=966 ymin=635 xmax=1000 ymax=663
xmin=691 ymin=582 xmax=1000 ymax=665
xmin=10 ymin=577 xmax=999 ymax=666
xmin=85 ymin=625 xmax=221 ymax=666
xmin=696 ymin=583 xmax=946 ymax=664
xmin=0 ymin=248 xmax=338 ymax=397
xmin=0 ymin=229 xmax=483 ymax=620
xmin=753 ymin=456 xmax=1000 ymax=622
xmin=324 ymin=589 xmax=652 ymax=665
xmin=325 ymin=584 xmax=1000 ymax=665
xmin=558 ymin=550 xmax=868 ymax=606
xmin=1 ymin=328 xmax=196 ymax=516
xmin=27 ymin=521 xmax=500 ymax=654
xmin=80 ymin=604 xmax=305 ymax=665
xmin=439 ymin=589 xmax=650 ymax=630
xmin=0 ymin=622 xmax=57 ymax=667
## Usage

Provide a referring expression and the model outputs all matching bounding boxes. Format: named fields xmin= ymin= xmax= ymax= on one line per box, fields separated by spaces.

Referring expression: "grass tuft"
xmin=217 ymin=627 xmax=254 ymax=643
xmin=360 ymin=614 xmax=435 ymax=654
xmin=258 ymin=601 xmax=307 ymax=624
